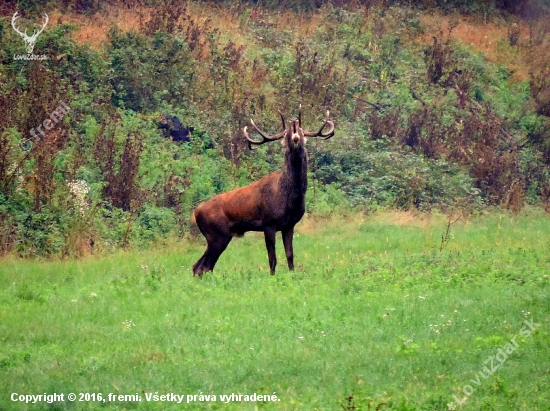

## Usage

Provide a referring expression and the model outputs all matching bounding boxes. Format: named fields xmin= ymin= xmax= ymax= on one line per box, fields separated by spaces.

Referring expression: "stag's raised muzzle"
xmin=290 ymin=119 xmax=300 ymax=143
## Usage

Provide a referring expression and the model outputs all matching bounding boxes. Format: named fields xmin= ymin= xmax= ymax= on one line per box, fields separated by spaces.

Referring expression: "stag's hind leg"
xmin=193 ymin=235 xmax=232 ymax=277
xmin=192 ymin=252 xmax=208 ymax=276
xmin=205 ymin=235 xmax=232 ymax=272
xmin=192 ymin=208 xmax=232 ymax=277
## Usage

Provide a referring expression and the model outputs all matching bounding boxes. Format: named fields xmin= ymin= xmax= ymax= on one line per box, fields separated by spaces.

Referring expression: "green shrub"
xmin=137 ymin=205 xmax=176 ymax=242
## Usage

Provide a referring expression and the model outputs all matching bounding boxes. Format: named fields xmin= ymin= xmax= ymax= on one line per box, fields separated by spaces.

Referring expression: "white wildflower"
xmin=123 ymin=320 xmax=135 ymax=332
xmin=67 ymin=179 xmax=90 ymax=216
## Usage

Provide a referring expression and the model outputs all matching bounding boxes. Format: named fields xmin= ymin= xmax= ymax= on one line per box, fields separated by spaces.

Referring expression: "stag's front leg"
xmin=264 ymin=227 xmax=277 ymax=275
xmin=282 ymin=227 xmax=295 ymax=271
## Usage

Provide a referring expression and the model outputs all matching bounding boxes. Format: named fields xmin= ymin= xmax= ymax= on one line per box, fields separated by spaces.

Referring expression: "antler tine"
xmin=298 ymin=104 xmax=302 ymax=128
xmin=251 ymin=119 xmax=285 ymax=141
xmin=244 ymin=118 xmax=286 ymax=149
xmin=303 ymin=110 xmax=335 ymax=139
xmin=243 ymin=125 xmax=268 ymax=150
xmin=277 ymin=110 xmax=286 ymax=132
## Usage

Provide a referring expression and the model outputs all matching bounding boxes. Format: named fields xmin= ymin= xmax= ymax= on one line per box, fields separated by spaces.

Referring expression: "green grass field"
xmin=1 ymin=211 xmax=549 ymax=410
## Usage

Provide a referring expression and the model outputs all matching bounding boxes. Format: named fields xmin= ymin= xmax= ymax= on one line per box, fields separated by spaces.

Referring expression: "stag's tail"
xmin=191 ymin=209 xmax=197 ymax=226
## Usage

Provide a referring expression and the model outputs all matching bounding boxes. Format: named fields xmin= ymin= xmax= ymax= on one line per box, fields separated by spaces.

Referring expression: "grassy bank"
xmin=0 ymin=212 xmax=549 ymax=410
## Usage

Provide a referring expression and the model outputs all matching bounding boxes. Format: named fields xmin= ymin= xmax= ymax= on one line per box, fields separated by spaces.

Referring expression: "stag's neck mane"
xmin=280 ymin=146 xmax=308 ymax=204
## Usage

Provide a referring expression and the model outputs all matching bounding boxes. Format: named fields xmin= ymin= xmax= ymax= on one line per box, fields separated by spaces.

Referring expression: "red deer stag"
xmin=192 ymin=107 xmax=335 ymax=276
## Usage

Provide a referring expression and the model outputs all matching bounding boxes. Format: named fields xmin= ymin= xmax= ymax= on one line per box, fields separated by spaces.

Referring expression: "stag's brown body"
xmin=195 ymin=156 xmax=307 ymax=236
xmin=192 ymin=109 xmax=334 ymax=276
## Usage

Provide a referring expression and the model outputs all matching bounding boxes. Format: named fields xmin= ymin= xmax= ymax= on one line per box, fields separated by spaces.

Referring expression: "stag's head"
xmin=244 ymin=105 xmax=335 ymax=152
xmin=11 ymin=11 xmax=49 ymax=55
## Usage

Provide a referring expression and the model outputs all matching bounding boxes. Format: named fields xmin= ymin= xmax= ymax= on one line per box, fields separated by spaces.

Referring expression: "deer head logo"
xmin=11 ymin=11 xmax=49 ymax=55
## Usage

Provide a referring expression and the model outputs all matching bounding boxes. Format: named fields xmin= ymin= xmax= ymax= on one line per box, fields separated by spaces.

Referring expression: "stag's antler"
xmin=244 ymin=111 xmax=287 ymax=149
xmin=11 ymin=11 xmax=49 ymax=54
xmin=303 ymin=109 xmax=335 ymax=139
xmin=244 ymin=107 xmax=335 ymax=148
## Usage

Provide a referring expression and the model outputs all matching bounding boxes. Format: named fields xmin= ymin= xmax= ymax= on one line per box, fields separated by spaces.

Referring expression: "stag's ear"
xmin=281 ymin=137 xmax=287 ymax=147
xmin=303 ymin=136 xmax=308 ymax=145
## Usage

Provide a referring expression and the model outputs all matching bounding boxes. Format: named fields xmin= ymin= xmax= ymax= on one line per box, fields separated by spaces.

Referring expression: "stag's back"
xmin=193 ymin=171 xmax=292 ymax=237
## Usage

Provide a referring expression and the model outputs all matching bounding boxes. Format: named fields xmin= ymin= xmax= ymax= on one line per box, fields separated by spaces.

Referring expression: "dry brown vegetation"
xmin=41 ymin=2 xmax=550 ymax=89
xmin=2 ymin=0 xmax=550 ymax=257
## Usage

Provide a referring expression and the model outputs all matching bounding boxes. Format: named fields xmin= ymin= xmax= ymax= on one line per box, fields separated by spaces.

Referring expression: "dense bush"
xmin=108 ymin=29 xmax=195 ymax=112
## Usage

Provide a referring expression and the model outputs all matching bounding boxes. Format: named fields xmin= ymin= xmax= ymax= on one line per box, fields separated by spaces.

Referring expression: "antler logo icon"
xmin=11 ymin=11 xmax=49 ymax=55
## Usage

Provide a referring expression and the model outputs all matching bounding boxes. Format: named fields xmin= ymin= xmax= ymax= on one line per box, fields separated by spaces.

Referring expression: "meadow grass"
xmin=0 ymin=211 xmax=549 ymax=410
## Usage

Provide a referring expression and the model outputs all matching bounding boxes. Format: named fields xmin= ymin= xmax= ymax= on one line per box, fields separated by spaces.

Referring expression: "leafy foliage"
xmin=1 ymin=1 xmax=550 ymax=256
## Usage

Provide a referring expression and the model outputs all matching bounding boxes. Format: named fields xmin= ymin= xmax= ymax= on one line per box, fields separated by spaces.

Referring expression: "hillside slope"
xmin=1 ymin=1 xmax=550 ymax=256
